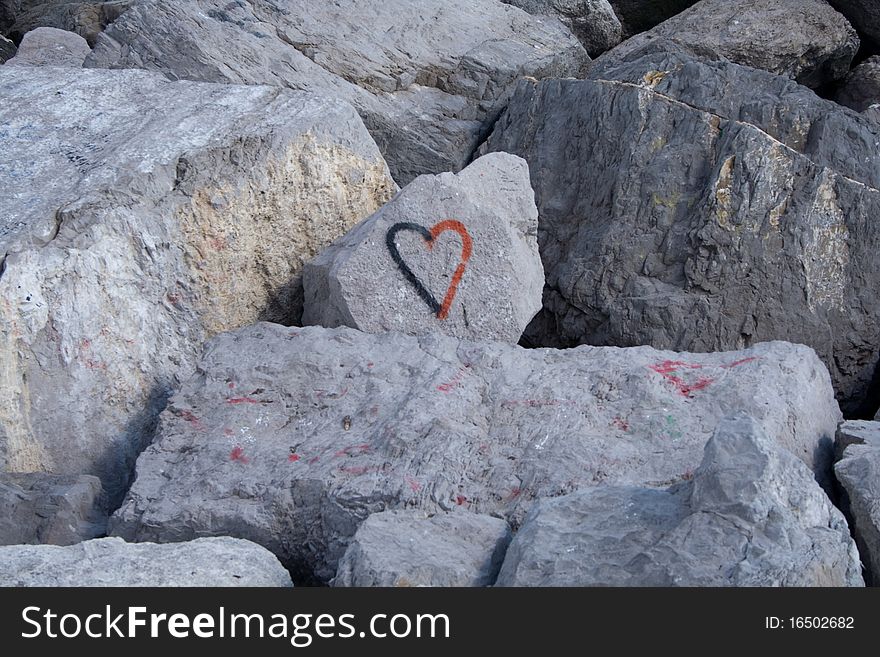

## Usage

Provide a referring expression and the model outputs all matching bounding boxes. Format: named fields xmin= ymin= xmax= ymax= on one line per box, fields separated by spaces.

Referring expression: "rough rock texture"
xmin=0 ymin=1 xmax=133 ymax=45
xmin=110 ymin=323 xmax=840 ymax=583
xmin=0 ymin=473 xmax=106 ymax=545
xmin=6 ymin=26 xmax=90 ymax=66
xmin=865 ymin=105 xmax=880 ymax=123
xmin=609 ymin=0 xmax=697 ymax=35
xmin=481 ymin=40 xmax=880 ymax=417
xmin=497 ymin=413 xmax=864 ymax=586
xmin=830 ymin=1 xmax=880 ymax=50
xmin=0 ymin=66 xmax=395 ymax=502
xmin=84 ymin=0 xmax=589 ymax=184
xmin=332 ymin=510 xmax=511 ymax=587
xmin=303 ymin=154 xmax=544 ymax=344
xmin=834 ymin=420 xmax=880 ymax=584
xmin=599 ymin=0 xmax=859 ymax=89
xmin=502 ymin=0 xmax=623 ymax=56
xmin=0 ymin=536 xmax=293 ymax=586
xmin=0 ymin=34 xmax=14 ymax=62
xmin=834 ymin=56 xmax=880 ymax=112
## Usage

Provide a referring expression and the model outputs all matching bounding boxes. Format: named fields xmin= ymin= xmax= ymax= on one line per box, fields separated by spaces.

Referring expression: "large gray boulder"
xmin=0 ymin=473 xmax=106 ymax=545
xmin=481 ymin=40 xmax=880 ymax=417
xmin=303 ymin=153 xmax=544 ymax=344
xmin=0 ymin=66 xmax=395 ymax=502
xmin=0 ymin=34 xmax=14 ymax=62
xmin=6 ymin=26 xmax=90 ymax=66
xmin=834 ymin=420 xmax=880 ymax=585
xmin=834 ymin=56 xmax=880 ymax=112
xmin=829 ymin=1 xmax=880 ymax=50
xmin=0 ymin=1 xmax=132 ymax=45
xmin=83 ymin=0 xmax=589 ymax=184
xmin=110 ymin=322 xmax=840 ymax=583
xmin=332 ymin=510 xmax=511 ymax=587
xmin=0 ymin=536 xmax=293 ymax=586
xmin=599 ymin=0 xmax=859 ymax=89
xmin=502 ymin=0 xmax=623 ymax=56
xmin=497 ymin=413 xmax=864 ymax=586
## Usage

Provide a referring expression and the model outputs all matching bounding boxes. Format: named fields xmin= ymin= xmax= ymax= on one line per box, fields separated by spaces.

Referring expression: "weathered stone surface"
xmin=599 ymin=0 xmax=859 ymax=88
xmin=609 ymin=0 xmax=697 ymax=35
xmin=865 ymin=104 xmax=880 ymax=123
xmin=503 ymin=0 xmax=623 ymax=56
xmin=0 ymin=34 xmax=14 ymax=62
xmin=834 ymin=56 xmax=880 ymax=112
xmin=497 ymin=413 xmax=864 ymax=586
xmin=0 ymin=536 xmax=293 ymax=586
xmin=6 ymin=26 xmax=90 ymax=66
xmin=332 ymin=510 xmax=511 ymax=587
xmin=830 ymin=1 xmax=880 ymax=50
xmin=834 ymin=420 xmax=880 ymax=585
xmin=481 ymin=40 xmax=880 ymax=417
xmin=835 ymin=419 xmax=880 ymax=461
xmin=303 ymin=154 xmax=543 ymax=344
xmin=0 ymin=66 xmax=395 ymax=502
xmin=84 ymin=0 xmax=589 ymax=184
xmin=0 ymin=473 xmax=106 ymax=545
xmin=0 ymin=1 xmax=132 ymax=45
xmin=111 ymin=323 xmax=839 ymax=582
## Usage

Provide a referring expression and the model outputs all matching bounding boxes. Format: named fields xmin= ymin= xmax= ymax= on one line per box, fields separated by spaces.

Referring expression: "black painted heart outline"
xmin=386 ymin=222 xmax=442 ymax=315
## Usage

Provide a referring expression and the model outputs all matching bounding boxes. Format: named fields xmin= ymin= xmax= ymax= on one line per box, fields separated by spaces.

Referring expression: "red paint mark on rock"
xmin=611 ymin=417 xmax=629 ymax=431
xmin=179 ymin=410 xmax=204 ymax=430
xmin=437 ymin=367 xmax=468 ymax=393
xmin=223 ymin=428 xmax=234 ymax=436
xmin=721 ymin=356 xmax=760 ymax=369
xmin=455 ymin=495 xmax=468 ymax=506
xmin=505 ymin=487 xmax=522 ymax=502
xmin=367 ymin=361 xmax=374 ymax=368
xmin=288 ymin=453 xmax=300 ymax=463
xmin=648 ymin=360 xmax=714 ymax=398
xmin=404 ymin=475 xmax=422 ymax=492
xmin=230 ymin=446 xmax=249 ymax=464
xmin=227 ymin=397 xmax=260 ymax=405
xmin=228 ymin=382 xmax=235 ymax=389
xmin=308 ymin=456 xmax=320 ymax=465
xmin=334 ymin=444 xmax=371 ymax=457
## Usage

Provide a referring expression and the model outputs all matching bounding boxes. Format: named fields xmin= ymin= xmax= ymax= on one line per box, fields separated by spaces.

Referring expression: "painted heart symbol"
xmin=385 ymin=220 xmax=473 ymax=320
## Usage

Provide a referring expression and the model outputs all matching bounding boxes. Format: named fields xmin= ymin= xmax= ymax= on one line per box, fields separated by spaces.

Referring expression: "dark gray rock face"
xmin=110 ymin=322 xmax=839 ymax=582
xmin=834 ymin=56 xmax=880 ymax=112
xmin=829 ymin=1 xmax=880 ymax=50
xmin=609 ymin=0 xmax=697 ymax=35
xmin=502 ymin=0 xmax=623 ymax=56
xmin=598 ymin=0 xmax=859 ymax=89
xmin=332 ymin=510 xmax=511 ymax=587
xmin=481 ymin=40 xmax=880 ymax=417
xmin=0 ymin=34 xmax=14 ymax=62
xmin=0 ymin=1 xmax=133 ymax=45
xmin=6 ymin=26 xmax=90 ymax=66
xmin=0 ymin=473 xmax=106 ymax=545
xmin=497 ymin=413 xmax=864 ymax=586
xmin=83 ymin=0 xmax=589 ymax=185
xmin=834 ymin=420 xmax=880 ymax=584
xmin=0 ymin=537 xmax=293 ymax=586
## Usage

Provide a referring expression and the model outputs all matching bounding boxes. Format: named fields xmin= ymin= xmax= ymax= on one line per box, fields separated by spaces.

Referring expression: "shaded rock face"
xmin=303 ymin=153 xmax=544 ymax=344
xmin=110 ymin=323 xmax=839 ymax=583
xmin=497 ymin=413 xmax=864 ymax=587
xmin=0 ymin=473 xmax=106 ymax=546
xmin=608 ymin=0 xmax=697 ymax=35
xmin=502 ymin=0 xmax=623 ymax=56
xmin=0 ymin=66 xmax=395 ymax=502
xmin=834 ymin=56 xmax=880 ymax=112
xmin=6 ymin=26 xmax=90 ymax=66
xmin=481 ymin=40 xmax=880 ymax=417
xmin=332 ymin=510 xmax=511 ymax=587
xmin=82 ymin=0 xmax=589 ymax=185
xmin=0 ymin=34 xmax=15 ymax=62
xmin=834 ymin=420 xmax=880 ymax=585
xmin=0 ymin=1 xmax=133 ymax=45
xmin=829 ymin=0 xmax=880 ymax=50
xmin=598 ymin=0 xmax=859 ymax=89
xmin=0 ymin=537 xmax=293 ymax=586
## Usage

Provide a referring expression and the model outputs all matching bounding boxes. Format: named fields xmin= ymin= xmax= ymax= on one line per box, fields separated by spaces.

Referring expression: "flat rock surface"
xmin=497 ymin=413 xmax=863 ymax=586
xmin=111 ymin=323 xmax=839 ymax=582
xmin=0 ymin=536 xmax=293 ymax=586
xmin=333 ymin=510 xmax=511 ymax=587
xmin=303 ymin=153 xmax=544 ymax=343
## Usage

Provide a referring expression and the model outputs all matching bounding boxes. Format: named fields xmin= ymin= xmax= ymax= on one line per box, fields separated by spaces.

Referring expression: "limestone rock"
xmin=599 ymin=0 xmax=859 ymax=88
xmin=502 ymin=0 xmax=623 ymax=56
xmin=0 ymin=536 xmax=293 ymax=586
xmin=496 ymin=413 xmax=864 ymax=586
xmin=6 ymin=26 xmax=90 ymax=66
xmin=84 ymin=0 xmax=589 ymax=184
xmin=0 ymin=473 xmax=106 ymax=545
xmin=110 ymin=323 xmax=839 ymax=582
xmin=834 ymin=56 xmax=880 ymax=112
xmin=332 ymin=510 xmax=511 ymax=587
xmin=829 ymin=1 xmax=880 ymax=50
xmin=0 ymin=66 xmax=395 ymax=501
xmin=0 ymin=35 xmax=15 ymax=62
xmin=481 ymin=39 xmax=880 ymax=416
xmin=303 ymin=153 xmax=544 ymax=344
xmin=835 ymin=420 xmax=880 ymax=584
